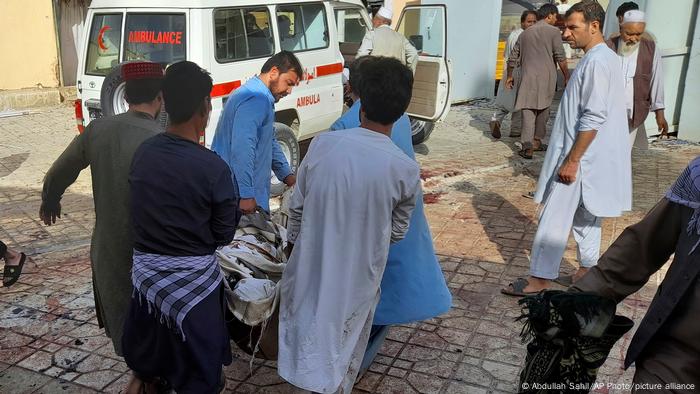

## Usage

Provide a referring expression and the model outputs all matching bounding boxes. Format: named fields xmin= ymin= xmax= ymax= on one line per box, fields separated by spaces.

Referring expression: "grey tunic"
xmin=42 ymin=111 xmax=161 ymax=356
xmin=572 ymin=199 xmax=700 ymax=390
xmin=509 ymin=20 xmax=566 ymax=111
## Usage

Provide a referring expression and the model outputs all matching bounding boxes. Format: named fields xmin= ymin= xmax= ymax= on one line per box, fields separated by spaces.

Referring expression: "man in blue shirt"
xmin=212 ymin=51 xmax=303 ymax=213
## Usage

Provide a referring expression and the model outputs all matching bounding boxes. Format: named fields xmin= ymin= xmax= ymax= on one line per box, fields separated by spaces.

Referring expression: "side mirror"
xmin=409 ymin=35 xmax=423 ymax=51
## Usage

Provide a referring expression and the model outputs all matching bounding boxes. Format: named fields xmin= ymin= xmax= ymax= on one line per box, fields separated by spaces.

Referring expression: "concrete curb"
xmin=0 ymin=86 xmax=76 ymax=111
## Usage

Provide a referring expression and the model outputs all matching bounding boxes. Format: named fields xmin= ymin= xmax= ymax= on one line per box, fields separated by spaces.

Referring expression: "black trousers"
xmin=122 ymin=284 xmax=232 ymax=394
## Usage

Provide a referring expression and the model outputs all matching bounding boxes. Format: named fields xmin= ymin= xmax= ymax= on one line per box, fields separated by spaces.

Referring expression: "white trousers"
xmin=530 ymin=176 xmax=602 ymax=280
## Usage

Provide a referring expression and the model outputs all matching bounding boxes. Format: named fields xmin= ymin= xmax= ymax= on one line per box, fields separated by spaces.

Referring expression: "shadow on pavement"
xmin=0 ymin=185 xmax=94 ymax=256
xmin=0 ymin=152 xmax=30 ymax=178
xmin=463 ymin=100 xmax=545 ymax=180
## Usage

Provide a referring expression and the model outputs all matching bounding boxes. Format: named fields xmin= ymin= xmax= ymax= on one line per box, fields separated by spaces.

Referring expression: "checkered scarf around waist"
xmin=132 ymin=249 xmax=224 ymax=341
xmin=666 ymin=156 xmax=700 ymax=254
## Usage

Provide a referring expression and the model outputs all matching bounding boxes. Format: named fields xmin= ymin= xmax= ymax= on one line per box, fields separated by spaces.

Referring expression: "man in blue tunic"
xmin=212 ymin=51 xmax=303 ymax=213
xmin=331 ymin=57 xmax=452 ymax=373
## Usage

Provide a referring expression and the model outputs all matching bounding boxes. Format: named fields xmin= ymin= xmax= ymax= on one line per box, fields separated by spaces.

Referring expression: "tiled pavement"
xmin=1 ymin=103 xmax=700 ymax=393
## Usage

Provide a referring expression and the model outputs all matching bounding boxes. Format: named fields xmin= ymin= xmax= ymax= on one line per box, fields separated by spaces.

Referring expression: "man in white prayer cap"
xmin=606 ymin=9 xmax=668 ymax=148
xmin=356 ymin=0 xmax=419 ymax=72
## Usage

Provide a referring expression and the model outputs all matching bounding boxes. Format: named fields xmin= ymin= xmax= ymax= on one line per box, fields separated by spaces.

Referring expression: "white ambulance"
xmin=74 ymin=0 xmax=451 ymax=194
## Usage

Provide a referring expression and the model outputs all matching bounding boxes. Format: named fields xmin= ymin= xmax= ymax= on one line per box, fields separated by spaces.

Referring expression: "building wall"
xmin=677 ymin=3 xmax=700 ymax=141
xmin=0 ymin=0 xmax=60 ymax=90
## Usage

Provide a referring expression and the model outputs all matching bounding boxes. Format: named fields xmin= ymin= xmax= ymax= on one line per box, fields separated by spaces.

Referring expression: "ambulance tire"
xmin=411 ymin=118 xmax=435 ymax=145
xmin=101 ymin=63 xmax=169 ymax=130
xmin=270 ymin=123 xmax=300 ymax=197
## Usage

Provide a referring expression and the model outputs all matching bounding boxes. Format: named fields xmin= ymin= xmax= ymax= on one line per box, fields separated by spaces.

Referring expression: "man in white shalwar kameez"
xmin=278 ymin=57 xmax=420 ymax=393
xmin=502 ymin=1 xmax=632 ymax=296
xmin=606 ymin=10 xmax=668 ymax=149
xmin=490 ymin=10 xmax=537 ymax=139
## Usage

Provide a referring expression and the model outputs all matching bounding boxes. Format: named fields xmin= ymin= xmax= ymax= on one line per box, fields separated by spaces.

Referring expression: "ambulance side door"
xmin=396 ymin=5 xmax=451 ymax=122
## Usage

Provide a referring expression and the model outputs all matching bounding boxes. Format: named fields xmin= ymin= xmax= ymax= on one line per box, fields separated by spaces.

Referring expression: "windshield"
xmin=124 ymin=13 xmax=187 ymax=66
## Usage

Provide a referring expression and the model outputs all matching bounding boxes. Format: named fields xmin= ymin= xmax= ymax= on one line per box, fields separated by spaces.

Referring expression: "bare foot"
xmin=572 ymin=267 xmax=590 ymax=282
xmin=522 ymin=276 xmax=553 ymax=293
xmin=125 ymin=375 xmax=143 ymax=394
xmin=4 ymin=249 xmax=22 ymax=266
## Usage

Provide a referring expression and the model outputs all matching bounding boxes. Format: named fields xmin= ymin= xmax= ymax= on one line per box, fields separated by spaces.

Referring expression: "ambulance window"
xmin=124 ymin=14 xmax=186 ymax=66
xmin=85 ymin=14 xmax=123 ymax=76
xmin=397 ymin=7 xmax=445 ymax=57
xmin=277 ymin=3 xmax=329 ymax=52
xmin=334 ymin=8 xmax=368 ymax=44
xmin=214 ymin=7 xmax=274 ymax=62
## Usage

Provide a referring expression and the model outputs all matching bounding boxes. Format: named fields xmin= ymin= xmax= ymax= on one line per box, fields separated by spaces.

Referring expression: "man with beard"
xmin=40 ymin=62 xmax=163 ymax=356
xmin=606 ymin=10 xmax=668 ymax=149
xmin=502 ymin=0 xmax=631 ymax=295
xmin=212 ymin=51 xmax=302 ymax=213
xmin=490 ymin=10 xmax=537 ymax=139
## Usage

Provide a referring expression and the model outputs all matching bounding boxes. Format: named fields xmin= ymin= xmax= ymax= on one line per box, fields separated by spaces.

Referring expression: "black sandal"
xmin=501 ymin=278 xmax=542 ymax=297
xmin=3 ymin=252 xmax=26 ymax=287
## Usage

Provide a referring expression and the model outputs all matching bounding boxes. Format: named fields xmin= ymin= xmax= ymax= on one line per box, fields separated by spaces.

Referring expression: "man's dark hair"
xmin=537 ymin=4 xmax=559 ymax=20
xmin=125 ymin=79 xmax=162 ymax=105
xmin=358 ymin=57 xmax=413 ymax=125
xmin=348 ymin=57 xmax=371 ymax=96
xmin=521 ymin=10 xmax=537 ymax=23
xmin=566 ymin=0 xmax=606 ymax=30
xmin=163 ymin=61 xmax=213 ymax=124
xmin=261 ymin=51 xmax=304 ymax=79
xmin=616 ymin=1 xmax=639 ymax=18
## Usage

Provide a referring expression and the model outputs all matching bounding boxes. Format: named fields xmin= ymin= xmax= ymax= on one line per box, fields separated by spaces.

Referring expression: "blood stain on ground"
xmin=423 ymin=192 xmax=446 ymax=204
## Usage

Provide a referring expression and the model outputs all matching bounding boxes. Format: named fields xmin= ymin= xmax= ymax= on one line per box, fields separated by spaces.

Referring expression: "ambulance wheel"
xmin=411 ymin=118 xmax=435 ymax=145
xmin=101 ymin=63 xmax=168 ymax=129
xmin=270 ymin=122 xmax=300 ymax=197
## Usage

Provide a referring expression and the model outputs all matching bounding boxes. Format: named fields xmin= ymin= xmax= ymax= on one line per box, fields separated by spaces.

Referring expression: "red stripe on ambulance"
xmin=211 ymin=80 xmax=241 ymax=98
xmin=210 ymin=62 xmax=342 ymax=99
xmin=316 ymin=62 xmax=343 ymax=77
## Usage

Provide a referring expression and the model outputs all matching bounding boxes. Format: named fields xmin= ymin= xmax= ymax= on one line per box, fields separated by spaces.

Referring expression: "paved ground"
xmin=1 ymin=101 xmax=699 ymax=393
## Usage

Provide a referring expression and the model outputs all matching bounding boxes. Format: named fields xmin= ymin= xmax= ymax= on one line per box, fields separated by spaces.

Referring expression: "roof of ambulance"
xmin=89 ymin=0 xmax=366 ymax=9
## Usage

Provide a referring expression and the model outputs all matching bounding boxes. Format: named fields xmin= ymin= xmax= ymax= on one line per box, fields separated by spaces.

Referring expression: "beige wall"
xmin=0 ymin=0 xmax=60 ymax=90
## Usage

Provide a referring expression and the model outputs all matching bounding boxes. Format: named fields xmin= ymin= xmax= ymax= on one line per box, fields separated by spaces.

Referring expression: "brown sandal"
xmin=490 ymin=120 xmax=502 ymax=139
xmin=518 ymin=149 xmax=533 ymax=159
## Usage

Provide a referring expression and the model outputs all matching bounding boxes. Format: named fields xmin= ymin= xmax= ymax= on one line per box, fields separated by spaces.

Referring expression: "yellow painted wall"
xmin=0 ymin=0 xmax=60 ymax=90
xmin=390 ymin=0 xmax=420 ymax=27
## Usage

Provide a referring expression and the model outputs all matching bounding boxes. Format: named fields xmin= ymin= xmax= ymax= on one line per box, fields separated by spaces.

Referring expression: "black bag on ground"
xmin=517 ymin=290 xmax=634 ymax=393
